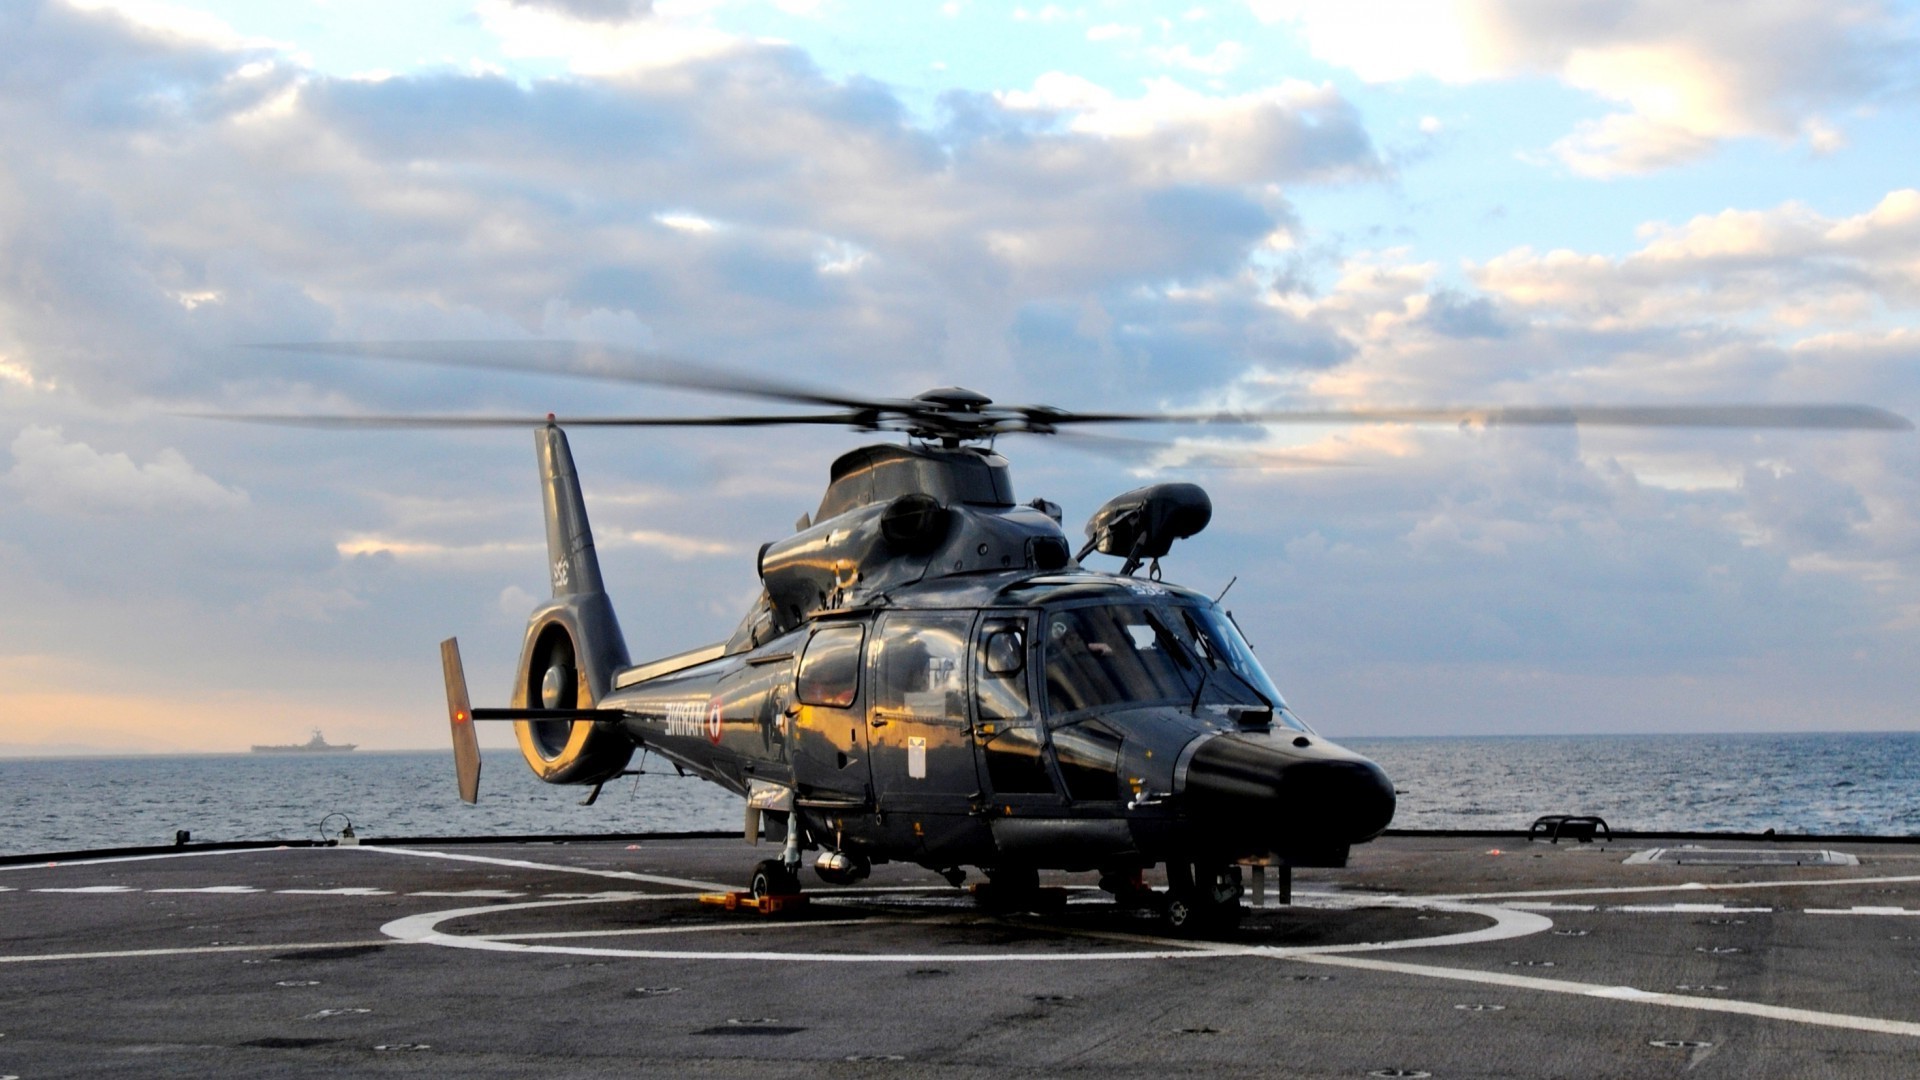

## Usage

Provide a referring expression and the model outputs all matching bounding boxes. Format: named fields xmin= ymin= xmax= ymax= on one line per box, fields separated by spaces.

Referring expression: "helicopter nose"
xmin=1178 ymin=735 xmax=1396 ymax=854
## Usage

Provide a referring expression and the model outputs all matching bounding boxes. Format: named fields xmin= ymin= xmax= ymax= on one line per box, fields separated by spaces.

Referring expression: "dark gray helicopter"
xmin=244 ymin=344 xmax=1912 ymax=932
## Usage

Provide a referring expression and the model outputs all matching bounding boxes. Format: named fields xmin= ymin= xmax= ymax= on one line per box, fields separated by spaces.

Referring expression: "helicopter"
xmin=240 ymin=344 xmax=1913 ymax=933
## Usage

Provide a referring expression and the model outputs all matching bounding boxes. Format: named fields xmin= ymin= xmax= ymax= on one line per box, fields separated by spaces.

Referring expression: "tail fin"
xmin=508 ymin=425 xmax=634 ymax=785
xmin=527 ymin=422 xmax=630 ymax=701
xmin=540 ymin=421 xmax=606 ymax=598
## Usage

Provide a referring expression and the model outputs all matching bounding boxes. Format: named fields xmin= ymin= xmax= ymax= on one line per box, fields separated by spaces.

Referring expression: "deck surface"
xmin=4 ymin=834 xmax=1919 ymax=1077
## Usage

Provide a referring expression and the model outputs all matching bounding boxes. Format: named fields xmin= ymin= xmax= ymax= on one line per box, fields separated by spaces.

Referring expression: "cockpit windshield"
xmin=1041 ymin=602 xmax=1306 ymax=731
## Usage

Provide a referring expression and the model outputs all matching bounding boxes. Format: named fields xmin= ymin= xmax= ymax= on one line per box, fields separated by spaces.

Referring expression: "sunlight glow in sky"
xmin=3 ymin=0 xmax=1918 ymax=753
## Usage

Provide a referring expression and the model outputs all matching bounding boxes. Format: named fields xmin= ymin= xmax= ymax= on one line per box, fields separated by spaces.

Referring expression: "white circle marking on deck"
xmin=378 ymin=891 xmax=1552 ymax=963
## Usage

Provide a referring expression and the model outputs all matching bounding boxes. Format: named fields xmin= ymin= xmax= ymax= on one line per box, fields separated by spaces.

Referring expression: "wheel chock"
xmin=699 ymin=891 xmax=809 ymax=916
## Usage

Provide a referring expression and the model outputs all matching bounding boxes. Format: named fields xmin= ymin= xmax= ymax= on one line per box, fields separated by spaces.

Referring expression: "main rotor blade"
xmin=253 ymin=341 xmax=912 ymax=415
xmin=196 ymin=411 xmax=865 ymax=429
xmin=1040 ymin=428 xmax=1358 ymax=470
xmin=1040 ymin=404 xmax=1914 ymax=432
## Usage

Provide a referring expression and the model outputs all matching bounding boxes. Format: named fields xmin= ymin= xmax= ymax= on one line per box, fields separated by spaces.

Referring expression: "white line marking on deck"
xmin=382 ymin=885 xmax=1920 ymax=1038
xmin=1806 ymin=906 xmax=1920 ymax=916
xmin=0 ymin=940 xmax=403 ymax=964
xmin=149 ymin=886 xmax=264 ymax=894
xmin=276 ymin=888 xmax=393 ymax=896
xmin=380 ymin=892 xmax=1550 ymax=963
xmin=355 ymin=846 xmax=728 ymax=892
xmin=1609 ymin=904 xmax=1772 ymax=914
xmin=0 ymin=847 xmax=296 ymax=872
xmin=476 ymin=918 xmax=881 ymax=942
xmin=406 ymin=890 xmax=528 ymax=898
xmin=383 ymin=897 xmax=1217 ymax=962
xmin=33 ymin=886 xmax=137 ymax=894
xmin=1428 ymin=873 xmax=1920 ymax=902
xmin=1284 ymin=954 xmax=1920 ymax=1039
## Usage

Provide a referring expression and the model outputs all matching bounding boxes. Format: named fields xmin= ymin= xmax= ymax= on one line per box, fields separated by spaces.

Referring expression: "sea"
xmin=1 ymin=733 xmax=1916 ymax=858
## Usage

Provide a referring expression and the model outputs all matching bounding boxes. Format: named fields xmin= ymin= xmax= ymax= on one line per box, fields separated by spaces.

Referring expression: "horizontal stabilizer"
xmin=439 ymin=637 xmax=483 ymax=804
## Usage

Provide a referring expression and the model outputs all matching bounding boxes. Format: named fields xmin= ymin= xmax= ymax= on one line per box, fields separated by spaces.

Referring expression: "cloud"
xmin=618 ymin=527 xmax=742 ymax=559
xmin=2 ymin=0 xmax=1913 ymax=742
xmin=498 ymin=583 xmax=538 ymax=617
xmin=61 ymin=0 xmax=256 ymax=48
xmin=334 ymin=535 xmax=541 ymax=560
xmin=6 ymin=424 xmax=248 ymax=514
xmin=0 ymin=354 xmax=53 ymax=391
xmin=1220 ymin=192 xmax=1920 ymax=672
xmin=994 ymin=74 xmax=1375 ymax=186
xmin=1475 ymin=189 xmax=1920 ymax=327
xmin=474 ymin=0 xmax=745 ymax=73
xmin=1251 ymin=0 xmax=1915 ymax=175
xmin=506 ymin=0 xmax=654 ymax=24
xmin=1146 ymin=41 xmax=1246 ymax=75
xmin=0 ymin=4 xmax=1381 ymax=409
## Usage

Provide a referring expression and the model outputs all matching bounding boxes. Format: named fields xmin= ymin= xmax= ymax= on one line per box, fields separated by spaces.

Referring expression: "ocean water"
xmin=0 ymin=749 xmax=741 ymax=858
xmin=1347 ymin=732 xmax=1920 ymax=837
xmin=1 ymin=733 xmax=1916 ymax=857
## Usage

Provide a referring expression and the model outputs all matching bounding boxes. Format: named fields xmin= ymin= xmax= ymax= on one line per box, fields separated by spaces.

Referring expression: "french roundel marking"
xmin=707 ymin=700 xmax=724 ymax=744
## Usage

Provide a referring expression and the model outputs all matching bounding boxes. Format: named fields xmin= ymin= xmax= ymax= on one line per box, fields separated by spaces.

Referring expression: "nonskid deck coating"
xmin=2 ymin=835 xmax=1919 ymax=1078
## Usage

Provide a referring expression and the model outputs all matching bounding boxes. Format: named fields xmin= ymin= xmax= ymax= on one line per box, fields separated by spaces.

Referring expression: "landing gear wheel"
xmin=1162 ymin=862 xmax=1242 ymax=937
xmin=749 ymin=858 xmax=801 ymax=900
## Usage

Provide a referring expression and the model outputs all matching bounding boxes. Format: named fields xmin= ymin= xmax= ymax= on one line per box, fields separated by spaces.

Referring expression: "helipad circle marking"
xmin=379 ymin=892 xmax=1551 ymax=963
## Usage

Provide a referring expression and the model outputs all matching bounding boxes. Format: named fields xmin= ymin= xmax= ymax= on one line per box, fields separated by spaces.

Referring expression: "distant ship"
xmin=250 ymin=729 xmax=357 ymax=753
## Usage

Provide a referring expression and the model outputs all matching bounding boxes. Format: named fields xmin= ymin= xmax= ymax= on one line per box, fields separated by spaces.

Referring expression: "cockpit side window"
xmin=1043 ymin=605 xmax=1189 ymax=717
xmin=797 ymin=624 xmax=865 ymax=708
xmin=976 ymin=619 xmax=1029 ymax=722
xmin=974 ymin=615 xmax=1055 ymax=795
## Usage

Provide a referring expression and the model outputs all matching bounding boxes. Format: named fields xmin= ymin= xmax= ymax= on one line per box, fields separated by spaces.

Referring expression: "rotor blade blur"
xmin=195 ymin=411 xmax=866 ymax=429
xmin=252 ymin=341 xmax=910 ymax=414
xmin=1039 ymin=428 xmax=1184 ymax=456
xmin=1045 ymin=404 xmax=1913 ymax=431
xmin=1041 ymin=428 xmax=1356 ymax=470
xmin=1161 ymin=447 xmax=1364 ymax=470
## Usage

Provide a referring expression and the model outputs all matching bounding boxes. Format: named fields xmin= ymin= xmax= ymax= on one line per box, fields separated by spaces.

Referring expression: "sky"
xmin=1 ymin=0 xmax=1918 ymax=755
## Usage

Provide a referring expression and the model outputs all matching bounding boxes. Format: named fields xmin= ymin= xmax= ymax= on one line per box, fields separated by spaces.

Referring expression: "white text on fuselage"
xmin=661 ymin=699 xmax=723 ymax=743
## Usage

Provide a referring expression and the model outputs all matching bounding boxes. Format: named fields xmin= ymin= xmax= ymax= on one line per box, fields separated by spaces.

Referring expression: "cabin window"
xmin=797 ymin=624 xmax=865 ymax=708
xmin=872 ymin=614 xmax=970 ymax=723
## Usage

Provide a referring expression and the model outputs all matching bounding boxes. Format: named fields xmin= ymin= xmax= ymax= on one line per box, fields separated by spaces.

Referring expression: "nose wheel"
xmin=749 ymin=859 xmax=802 ymax=900
xmin=1162 ymin=862 xmax=1242 ymax=936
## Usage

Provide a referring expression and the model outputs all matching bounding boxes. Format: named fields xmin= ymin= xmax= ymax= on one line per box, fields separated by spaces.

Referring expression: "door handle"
xmin=869 ymin=718 xmax=889 ymax=728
